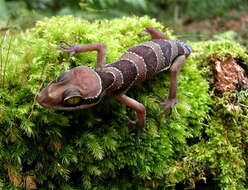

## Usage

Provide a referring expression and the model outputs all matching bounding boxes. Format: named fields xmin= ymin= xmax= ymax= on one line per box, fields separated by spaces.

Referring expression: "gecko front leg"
xmin=58 ymin=41 xmax=106 ymax=71
xmin=115 ymin=94 xmax=146 ymax=132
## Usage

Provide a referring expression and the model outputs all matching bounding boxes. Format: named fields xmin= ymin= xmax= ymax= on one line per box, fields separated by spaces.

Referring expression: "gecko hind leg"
xmin=115 ymin=94 xmax=146 ymax=133
xmin=159 ymin=55 xmax=186 ymax=115
xmin=145 ymin=26 xmax=170 ymax=40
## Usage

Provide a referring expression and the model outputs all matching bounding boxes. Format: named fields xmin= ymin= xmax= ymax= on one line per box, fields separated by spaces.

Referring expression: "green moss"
xmin=0 ymin=16 xmax=247 ymax=189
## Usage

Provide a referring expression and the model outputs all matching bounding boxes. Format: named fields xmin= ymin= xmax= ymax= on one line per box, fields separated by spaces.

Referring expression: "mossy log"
xmin=0 ymin=16 xmax=247 ymax=190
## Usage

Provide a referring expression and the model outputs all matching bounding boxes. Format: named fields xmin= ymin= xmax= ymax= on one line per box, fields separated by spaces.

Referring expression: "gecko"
xmin=38 ymin=26 xmax=192 ymax=132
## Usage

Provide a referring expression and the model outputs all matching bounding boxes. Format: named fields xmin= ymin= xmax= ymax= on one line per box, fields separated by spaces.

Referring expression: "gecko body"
xmin=38 ymin=27 xmax=192 ymax=131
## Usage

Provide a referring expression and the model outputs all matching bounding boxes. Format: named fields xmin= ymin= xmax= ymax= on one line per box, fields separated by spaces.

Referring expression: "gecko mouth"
xmin=38 ymin=100 xmax=98 ymax=110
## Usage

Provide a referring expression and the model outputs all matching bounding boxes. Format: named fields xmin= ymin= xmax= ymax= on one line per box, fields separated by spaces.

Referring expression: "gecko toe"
xmin=158 ymin=99 xmax=178 ymax=115
xmin=58 ymin=41 xmax=77 ymax=56
xmin=125 ymin=117 xmax=146 ymax=134
xmin=60 ymin=40 xmax=73 ymax=47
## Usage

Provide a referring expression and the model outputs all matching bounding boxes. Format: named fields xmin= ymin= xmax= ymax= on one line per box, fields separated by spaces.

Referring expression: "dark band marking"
xmin=168 ymin=41 xmax=179 ymax=63
xmin=96 ymin=71 xmax=115 ymax=91
xmin=176 ymin=42 xmax=185 ymax=56
xmin=110 ymin=60 xmax=137 ymax=94
xmin=128 ymin=45 xmax=157 ymax=78
xmin=152 ymin=40 xmax=172 ymax=70
xmin=102 ymin=66 xmax=124 ymax=93
xmin=120 ymin=51 xmax=147 ymax=84
xmin=141 ymin=41 xmax=166 ymax=72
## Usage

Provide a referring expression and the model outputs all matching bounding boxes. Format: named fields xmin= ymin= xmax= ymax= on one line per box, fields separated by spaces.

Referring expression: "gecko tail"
xmin=179 ymin=41 xmax=192 ymax=57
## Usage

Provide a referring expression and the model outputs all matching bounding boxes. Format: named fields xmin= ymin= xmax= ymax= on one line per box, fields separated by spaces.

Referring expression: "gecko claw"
xmin=128 ymin=120 xmax=146 ymax=133
xmin=137 ymin=33 xmax=146 ymax=37
xmin=59 ymin=40 xmax=73 ymax=47
xmin=124 ymin=116 xmax=146 ymax=133
xmin=137 ymin=28 xmax=151 ymax=38
xmin=58 ymin=40 xmax=77 ymax=56
xmin=157 ymin=98 xmax=179 ymax=115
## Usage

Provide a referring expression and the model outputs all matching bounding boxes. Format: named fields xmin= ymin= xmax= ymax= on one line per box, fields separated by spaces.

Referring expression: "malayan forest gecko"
xmin=38 ymin=26 xmax=192 ymax=132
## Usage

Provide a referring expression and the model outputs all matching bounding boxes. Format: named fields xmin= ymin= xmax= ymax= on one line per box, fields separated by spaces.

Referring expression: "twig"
xmin=28 ymin=62 xmax=48 ymax=119
xmin=0 ymin=27 xmax=11 ymax=32
xmin=0 ymin=20 xmax=10 ymax=88
xmin=2 ymin=32 xmax=12 ymax=88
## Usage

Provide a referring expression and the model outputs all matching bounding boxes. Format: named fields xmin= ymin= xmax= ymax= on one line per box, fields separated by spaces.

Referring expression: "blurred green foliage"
xmin=158 ymin=0 xmax=248 ymax=21
xmin=0 ymin=16 xmax=247 ymax=189
xmin=1 ymin=0 xmax=248 ymax=46
xmin=1 ymin=0 xmax=248 ymax=27
xmin=0 ymin=0 xmax=248 ymax=189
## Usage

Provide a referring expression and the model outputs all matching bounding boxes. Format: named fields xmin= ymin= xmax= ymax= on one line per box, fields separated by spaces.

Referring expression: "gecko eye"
xmin=56 ymin=70 xmax=71 ymax=83
xmin=63 ymin=88 xmax=83 ymax=106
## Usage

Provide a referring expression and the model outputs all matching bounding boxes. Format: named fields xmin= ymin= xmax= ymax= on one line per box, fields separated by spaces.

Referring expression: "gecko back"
xmin=101 ymin=39 xmax=192 ymax=95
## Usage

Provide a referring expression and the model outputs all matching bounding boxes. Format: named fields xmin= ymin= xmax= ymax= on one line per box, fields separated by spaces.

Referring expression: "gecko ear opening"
xmin=63 ymin=88 xmax=83 ymax=107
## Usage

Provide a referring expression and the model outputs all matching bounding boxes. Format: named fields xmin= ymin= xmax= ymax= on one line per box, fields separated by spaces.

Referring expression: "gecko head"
xmin=38 ymin=66 xmax=102 ymax=110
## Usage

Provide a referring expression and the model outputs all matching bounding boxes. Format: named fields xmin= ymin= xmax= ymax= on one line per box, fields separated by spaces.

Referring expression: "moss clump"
xmin=0 ymin=16 xmax=247 ymax=189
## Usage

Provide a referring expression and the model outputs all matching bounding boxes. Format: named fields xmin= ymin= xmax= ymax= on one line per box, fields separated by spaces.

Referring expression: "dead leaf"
xmin=25 ymin=175 xmax=37 ymax=190
xmin=210 ymin=56 xmax=248 ymax=93
xmin=7 ymin=167 xmax=23 ymax=187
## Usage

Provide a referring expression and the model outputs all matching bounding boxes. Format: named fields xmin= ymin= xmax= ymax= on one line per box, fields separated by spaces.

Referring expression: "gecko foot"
xmin=158 ymin=98 xmax=179 ymax=115
xmin=137 ymin=26 xmax=153 ymax=37
xmin=125 ymin=116 xmax=146 ymax=133
xmin=128 ymin=119 xmax=147 ymax=141
xmin=58 ymin=40 xmax=78 ymax=56
xmin=137 ymin=27 xmax=152 ymax=37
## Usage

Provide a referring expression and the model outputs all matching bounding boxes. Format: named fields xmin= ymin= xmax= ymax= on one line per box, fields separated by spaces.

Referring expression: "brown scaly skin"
xmin=38 ymin=26 xmax=192 ymax=132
